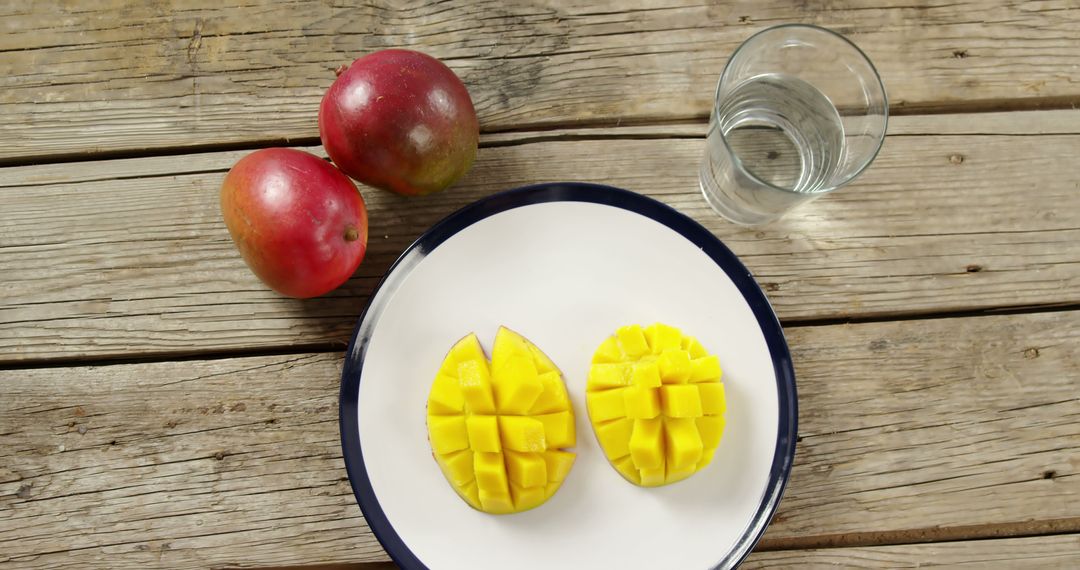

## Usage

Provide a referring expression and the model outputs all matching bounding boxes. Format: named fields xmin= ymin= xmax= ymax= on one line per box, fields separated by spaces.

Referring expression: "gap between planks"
xmin=5 ymin=108 xmax=1080 ymax=174
xmin=3 ymin=99 xmax=1080 ymax=169
xmin=758 ymin=517 xmax=1080 ymax=551
xmin=2 ymin=300 xmax=1079 ymax=373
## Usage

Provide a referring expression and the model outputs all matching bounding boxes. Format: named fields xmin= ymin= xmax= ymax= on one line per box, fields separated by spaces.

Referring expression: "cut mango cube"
xmin=698 ymin=382 xmax=727 ymax=416
xmin=499 ymin=416 xmax=546 ymax=452
xmin=531 ymin=371 xmax=570 ymax=414
xmin=697 ymin=416 xmax=725 ymax=449
xmin=457 ymin=480 xmax=482 ymax=510
xmin=658 ymin=350 xmax=692 ymax=384
xmin=506 ymin=450 xmax=547 ymax=488
xmin=478 ymin=488 xmax=515 ymax=514
xmin=436 ymin=449 xmax=474 ymax=486
xmin=628 ymin=418 xmax=664 ymax=470
xmin=586 ymin=388 xmax=626 ymax=423
xmin=536 ymin=411 xmax=575 ymax=448
xmin=612 ymin=455 xmax=642 ymax=485
xmin=697 ymin=448 xmax=716 ymax=470
xmin=466 ymin=415 xmax=501 ymax=453
xmin=447 ymin=333 xmax=486 ymax=372
xmin=595 ymin=417 xmax=633 ymax=460
xmin=459 ymin=358 xmax=495 ymax=414
xmin=660 ymin=384 xmax=703 ymax=418
xmin=428 ymin=415 xmax=469 ymax=454
xmin=630 ymin=361 xmax=662 ymax=388
xmin=623 ymin=386 xmax=661 ymax=419
xmin=491 ymin=326 xmax=532 ymax=372
xmin=427 ymin=373 xmax=464 ymax=415
xmin=587 ymin=362 xmax=631 ymax=390
xmin=616 ymin=325 xmax=649 ymax=358
xmin=427 ymin=328 xmax=576 ymax=514
xmin=683 ymin=336 xmax=708 ymax=359
xmin=639 ymin=466 xmax=666 ymax=487
xmin=510 ymin=481 xmax=547 ymax=511
xmin=528 ymin=344 xmax=559 ymax=374
xmin=492 ymin=354 xmax=543 ymax=414
xmin=591 ymin=335 xmax=625 ymax=364
xmin=587 ymin=323 xmax=727 ymax=487
xmin=645 ymin=323 xmax=683 ymax=354
xmin=665 ymin=462 xmax=697 ymax=484
xmin=665 ymin=418 xmax=703 ymax=470
xmin=474 ymin=452 xmax=508 ymax=494
xmin=690 ymin=355 xmax=722 ymax=383
xmin=542 ymin=450 xmax=576 ymax=484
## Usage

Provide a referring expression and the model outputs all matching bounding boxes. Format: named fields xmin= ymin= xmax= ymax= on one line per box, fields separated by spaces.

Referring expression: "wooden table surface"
xmin=2 ymin=1 xmax=1079 ymax=568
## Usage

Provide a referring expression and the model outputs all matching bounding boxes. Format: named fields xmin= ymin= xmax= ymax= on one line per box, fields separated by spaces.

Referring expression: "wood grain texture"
xmin=1 ymin=311 xmax=1077 ymax=568
xmin=744 ymin=534 xmax=1080 ymax=568
xmin=763 ymin=311 xmax=1080 ymax=545
xmin=3 ymin=111 xmax=1080 ymax=363
xmin=216 ymin=535 xmax=1080 ymax=570
xmin=2 ymin=0 xmax=1079 ymax=162
xmin=0 ymin=353 xmax=382 ymax=569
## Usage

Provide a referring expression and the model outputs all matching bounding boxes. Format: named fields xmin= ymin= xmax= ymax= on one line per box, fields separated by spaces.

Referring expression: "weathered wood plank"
xmin=2 ymin=112 xmax=1079 ymax=362
xmin=0 ymin=353 xmax=382 ymax=569
xmin=744 ymin=534 xmax=1080 ymax=568
xmin=1 ymin=311 xmax=1077 ymax=568
xmin=763 ymin=311 xmax=1080 ymax=544
xmin=206 ymin=535 xmax=1080 ymax=569
xmin=2 ymin=0 xmax=1079 ymax=162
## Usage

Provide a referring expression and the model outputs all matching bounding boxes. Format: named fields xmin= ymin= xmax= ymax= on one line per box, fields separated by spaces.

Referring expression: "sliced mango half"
xmin=427 ymin=327 xmax=576 ymax=514
xmin=587 ymin=323 xmax=726 ymax=487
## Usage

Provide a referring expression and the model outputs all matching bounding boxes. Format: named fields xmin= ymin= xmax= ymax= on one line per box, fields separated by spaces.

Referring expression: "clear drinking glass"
xmin=699 ymin=24 xmax=888 ymax=225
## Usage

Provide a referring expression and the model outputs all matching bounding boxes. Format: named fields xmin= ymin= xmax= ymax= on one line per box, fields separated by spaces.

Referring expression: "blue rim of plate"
xmin=339 ymin=182 xmax=798 ymax=570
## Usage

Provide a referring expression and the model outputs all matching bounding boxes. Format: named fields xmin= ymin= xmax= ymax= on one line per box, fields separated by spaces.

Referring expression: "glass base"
xmin=699 ymin=174 xmax=784 ymax=227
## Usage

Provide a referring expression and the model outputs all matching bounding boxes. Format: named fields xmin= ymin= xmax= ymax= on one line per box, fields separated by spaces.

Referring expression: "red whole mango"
xmin=220 ymin=148 xmax=368 ymax=298
xmin=319 ymin=49 xmax=479 ymax=196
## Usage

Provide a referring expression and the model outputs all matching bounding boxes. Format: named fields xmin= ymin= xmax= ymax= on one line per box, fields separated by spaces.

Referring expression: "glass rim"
xmin=712 ymin=23 xmax=889 ymax=195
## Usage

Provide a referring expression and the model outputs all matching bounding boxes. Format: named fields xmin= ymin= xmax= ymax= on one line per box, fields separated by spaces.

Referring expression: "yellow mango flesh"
xmin=587 ymin=323 xmax=726 ymax=487
xmin=427 ymin=328 xmax=576 ymax=514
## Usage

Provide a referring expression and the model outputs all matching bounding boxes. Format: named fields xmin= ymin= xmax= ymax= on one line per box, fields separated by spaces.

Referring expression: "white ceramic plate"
xmin=340 ymin=183 xmax=797 ymax=569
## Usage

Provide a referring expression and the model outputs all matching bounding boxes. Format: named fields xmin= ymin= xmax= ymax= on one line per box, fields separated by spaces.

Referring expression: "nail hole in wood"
xmin=1043 ymin=470 xmax=1056 ymax=480
xmin=966 ymin=264 xmax=983 ymax=273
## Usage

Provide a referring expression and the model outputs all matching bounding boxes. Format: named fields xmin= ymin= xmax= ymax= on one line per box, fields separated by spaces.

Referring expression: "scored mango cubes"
xmin=586 ymin=323 xmax=726 ymax=487
xmin=426 ymin=327 xmax=576 ymax=514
